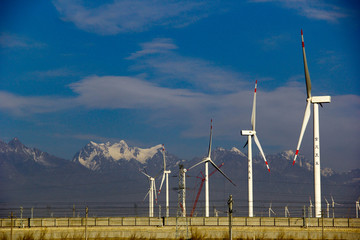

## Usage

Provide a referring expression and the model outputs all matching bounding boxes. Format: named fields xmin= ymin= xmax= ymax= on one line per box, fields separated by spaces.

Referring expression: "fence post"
xmin=85 ymin=207 xmax=88 ymax=240
xmin=228 ymin=195 xmax=233 ymax=240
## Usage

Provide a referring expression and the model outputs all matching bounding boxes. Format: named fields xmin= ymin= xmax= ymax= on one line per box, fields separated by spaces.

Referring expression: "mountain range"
xmin=1 ymin=138 xmax=359 ymax=218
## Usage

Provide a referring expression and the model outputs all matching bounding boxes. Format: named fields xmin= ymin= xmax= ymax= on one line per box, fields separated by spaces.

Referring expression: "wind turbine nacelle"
xmin=241 ymin=130 xmax=256 ymax=136
xmin=311 ymin=96 xmax=331 ymax=103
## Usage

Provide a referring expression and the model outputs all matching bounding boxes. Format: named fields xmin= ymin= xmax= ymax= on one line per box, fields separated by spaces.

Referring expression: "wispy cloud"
xmin=30 ymin=68 xmax=78 ymax=78
xmin=127 ymin=38 xmax=177 ymax=59
xmin=251 ymin=0 xmax=348 ymax=23
xmin=0 ymin=91 xmax=75 ymax=115
xmin=0 ymin=33 xmax=46 ymax=48
xmin=53 ymin=0 xmax=211 ymax=35
xmin=260 ymin=34 xmax=290 ymax=50
xmin=128 ymin=38 xmax=248 ymax=93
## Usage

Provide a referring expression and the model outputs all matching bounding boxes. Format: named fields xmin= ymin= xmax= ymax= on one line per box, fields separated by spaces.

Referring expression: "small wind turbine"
xmin=356 ymin=198 xmax=359 ymax=218
xmin=141 ymin=170 xmax=158 ymax=217
xmin=268 ymin=203 xmax=276 ymax=217
xmin=309 ymin=197 xmax=314 ymax=218
xmin=292 ymin=29 xmax=331 ymax=218
xmin=324 ymin=197 xmax=330 ymax=218
xmin=187 ymin=119 xmax=236 ymax=217
xmin=241 ymin=80 xmax=270 ymax=217
xmin=158 ymin=144 xmax=171 ymax=217
xmin=331 ymin=195 xmax=341 ymax=218
xmin=285 ymin=206 xmax=290 ymax=218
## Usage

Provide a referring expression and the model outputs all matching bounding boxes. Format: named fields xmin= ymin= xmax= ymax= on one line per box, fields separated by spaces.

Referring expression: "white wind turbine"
xmin=293 ymin=29 xmax=331 ymax=218
xmin=158 ymin=144 xmax=171 ymax=217
xmin=141 ymin=170 xmax=158 ymax=217
xmin=268 ymin=203 xmax=276 ymax=217
xmin=309 ymin=197 xmax=314 ymax=218
xmin=325 ymin=197 xmax=330 ymax=218
xmin=187 ymin=119 xmax=236 ymax=217
xmin=241 ymin=80 xmax=270 ymax=217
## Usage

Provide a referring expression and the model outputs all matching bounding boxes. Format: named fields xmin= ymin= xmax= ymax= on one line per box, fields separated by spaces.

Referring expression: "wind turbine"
xmin=141 ymin=170 xmax=158 ymax=217
xmin=268 ymin=203 xmax=276 ymax=217
xmin=356 ymin=198 xmax=359 ymax=218
xmin=324 ymin=197 xmax=330 ymax=218
xmin=241 ymin=80 xmax=270 ymax=217
xmin=331 ymin=195 xmax=341 ymax=218
xmin=309 ymin=197 xmax=314 ymax=218
xmin=158 ymin=144 xmax=171 ymax=217
xmin=187 ymin=119 xmax=236 ymax=217
xmin=292 ymin=29 xmax=331 ymax=218
xmin=285 ymin=206 xmax=290 ymax=218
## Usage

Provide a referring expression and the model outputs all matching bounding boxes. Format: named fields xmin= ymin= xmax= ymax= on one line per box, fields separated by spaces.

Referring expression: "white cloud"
xmin=128 ymin=38 xmax=248 ymax=93
xmin=127 ymin=38 xmax=177 ymax=59
xmin=53 ymin=0 xmax=210 ymax=35
xmin=0 ymin=91 xmax=75 ymax=115
xmin=69 ymin=75 xmax=207 ymax=110
xmin=251 ymin=0 xmax=348 ymax=23
xmin=30 ymin=68 xmax=78 ymax=78
xmin=0 ymin=33 xmax=46 ymax=49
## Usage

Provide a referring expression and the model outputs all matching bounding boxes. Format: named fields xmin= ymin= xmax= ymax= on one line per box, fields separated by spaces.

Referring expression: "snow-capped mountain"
xmin=1 ymin=137 xmax=359 ymax=217
xmin=73 ymin=140 xmax=177 ymax=171
xmin=0 ymin=138 xmax=64 ymax=167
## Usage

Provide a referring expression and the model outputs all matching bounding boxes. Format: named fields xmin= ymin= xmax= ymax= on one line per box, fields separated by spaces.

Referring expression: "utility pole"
xmin=10 ymin=212 xmax=13 ymax=240
xmin=356 ymin=201 xmax=359 ymax=218
xmin=20 ymin=206 xmax=23 ymax=228
xmin=85 ymin=207 xmax=88 ymax=240
xmin=228 ymin=195 xmax=233 ymax=240
xmin=178 ymin=164 xmax=186 ymax=217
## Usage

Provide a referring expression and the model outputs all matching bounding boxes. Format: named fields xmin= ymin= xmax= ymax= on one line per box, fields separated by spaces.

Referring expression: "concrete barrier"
xmin=275 ymin=217 xmax=289 ymax=226
xmin=350 ymin=218 xmax=360 ymax=227
xmin=334 ymin=218 xmax=349 ymax=227
xmin=246 ymin=217 xmax=260 ymax=226
xmin=109 ymin=217 xmax=123 ymax=226
xmin=1 ymin=217 xmax=360 ymax=228
xmin=122 ymin=217 xmax=135 ymax=226
xmin=204 ymin=217 xmax=218 ymax=226
xmin=189 ymin=217 xmax=204 ymax=226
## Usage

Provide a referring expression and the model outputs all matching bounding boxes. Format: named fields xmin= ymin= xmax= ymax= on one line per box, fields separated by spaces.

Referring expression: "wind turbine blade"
xmin=140 ymin=170 xmax=151 ymax=179
xmin=301 ymin=29 xmax=312 ymax=99
xmin=293 ymin=101 xmax=311 ymax=165
xmin=187 ymin=158 xmax=207 ymax=171
xmin=253 ymin=134 xmax=270 ymax=172
xmin=153 ymin=180 xmax=157 ymax=203
xmin=162 ymin=144 xmax=166 ymax=171
xmin=143 ymin=189 xmax=150 ymax=201
xmin=243 ymin=140 xmax=248 ymax=148
xmin=208 ymin=159 xmax=236 ymax=186
xmin=251 ymin=80 xmax=257 ymax=131
xmin=207 ymin=119 xmax=213 ymax=159
xmin=158 ymin=173 xmax=166 ymax=195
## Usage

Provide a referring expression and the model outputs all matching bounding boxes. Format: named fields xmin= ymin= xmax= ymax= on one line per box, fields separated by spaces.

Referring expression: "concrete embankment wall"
xmin=1 ymin=217 xmax=360 ymax=239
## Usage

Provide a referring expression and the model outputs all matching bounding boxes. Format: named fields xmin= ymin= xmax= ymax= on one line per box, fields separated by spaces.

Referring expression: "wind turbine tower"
xmin=188 ymin=119 xmax=235 ymax=217
xmin=293 ymin=29 xmax=331 ymax=218
xmin=241 ymin=80 xmax=270 ymax=217
xmin=159 ymin=144 xmax=171 ymax=217
xmin=141 ymin=171 xmax=157 ymax=217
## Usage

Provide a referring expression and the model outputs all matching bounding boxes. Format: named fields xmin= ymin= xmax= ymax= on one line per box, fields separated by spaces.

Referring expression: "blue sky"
xmin=0 ymin=0 xmax=359 ymax=171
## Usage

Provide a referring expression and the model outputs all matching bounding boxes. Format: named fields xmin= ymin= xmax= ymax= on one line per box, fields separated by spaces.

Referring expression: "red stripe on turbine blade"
xmin=301 ymin=29 xmax=303 ymax=35
xmin=302 ymin=42 xmax=304 ymax=48
xmin=268 ymin=169 xmax=270 ymax=172
xmin=295 ymin=150 xmax=299 ymax=155
xmin=292 ymin=160 xmax=296 ymax=165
